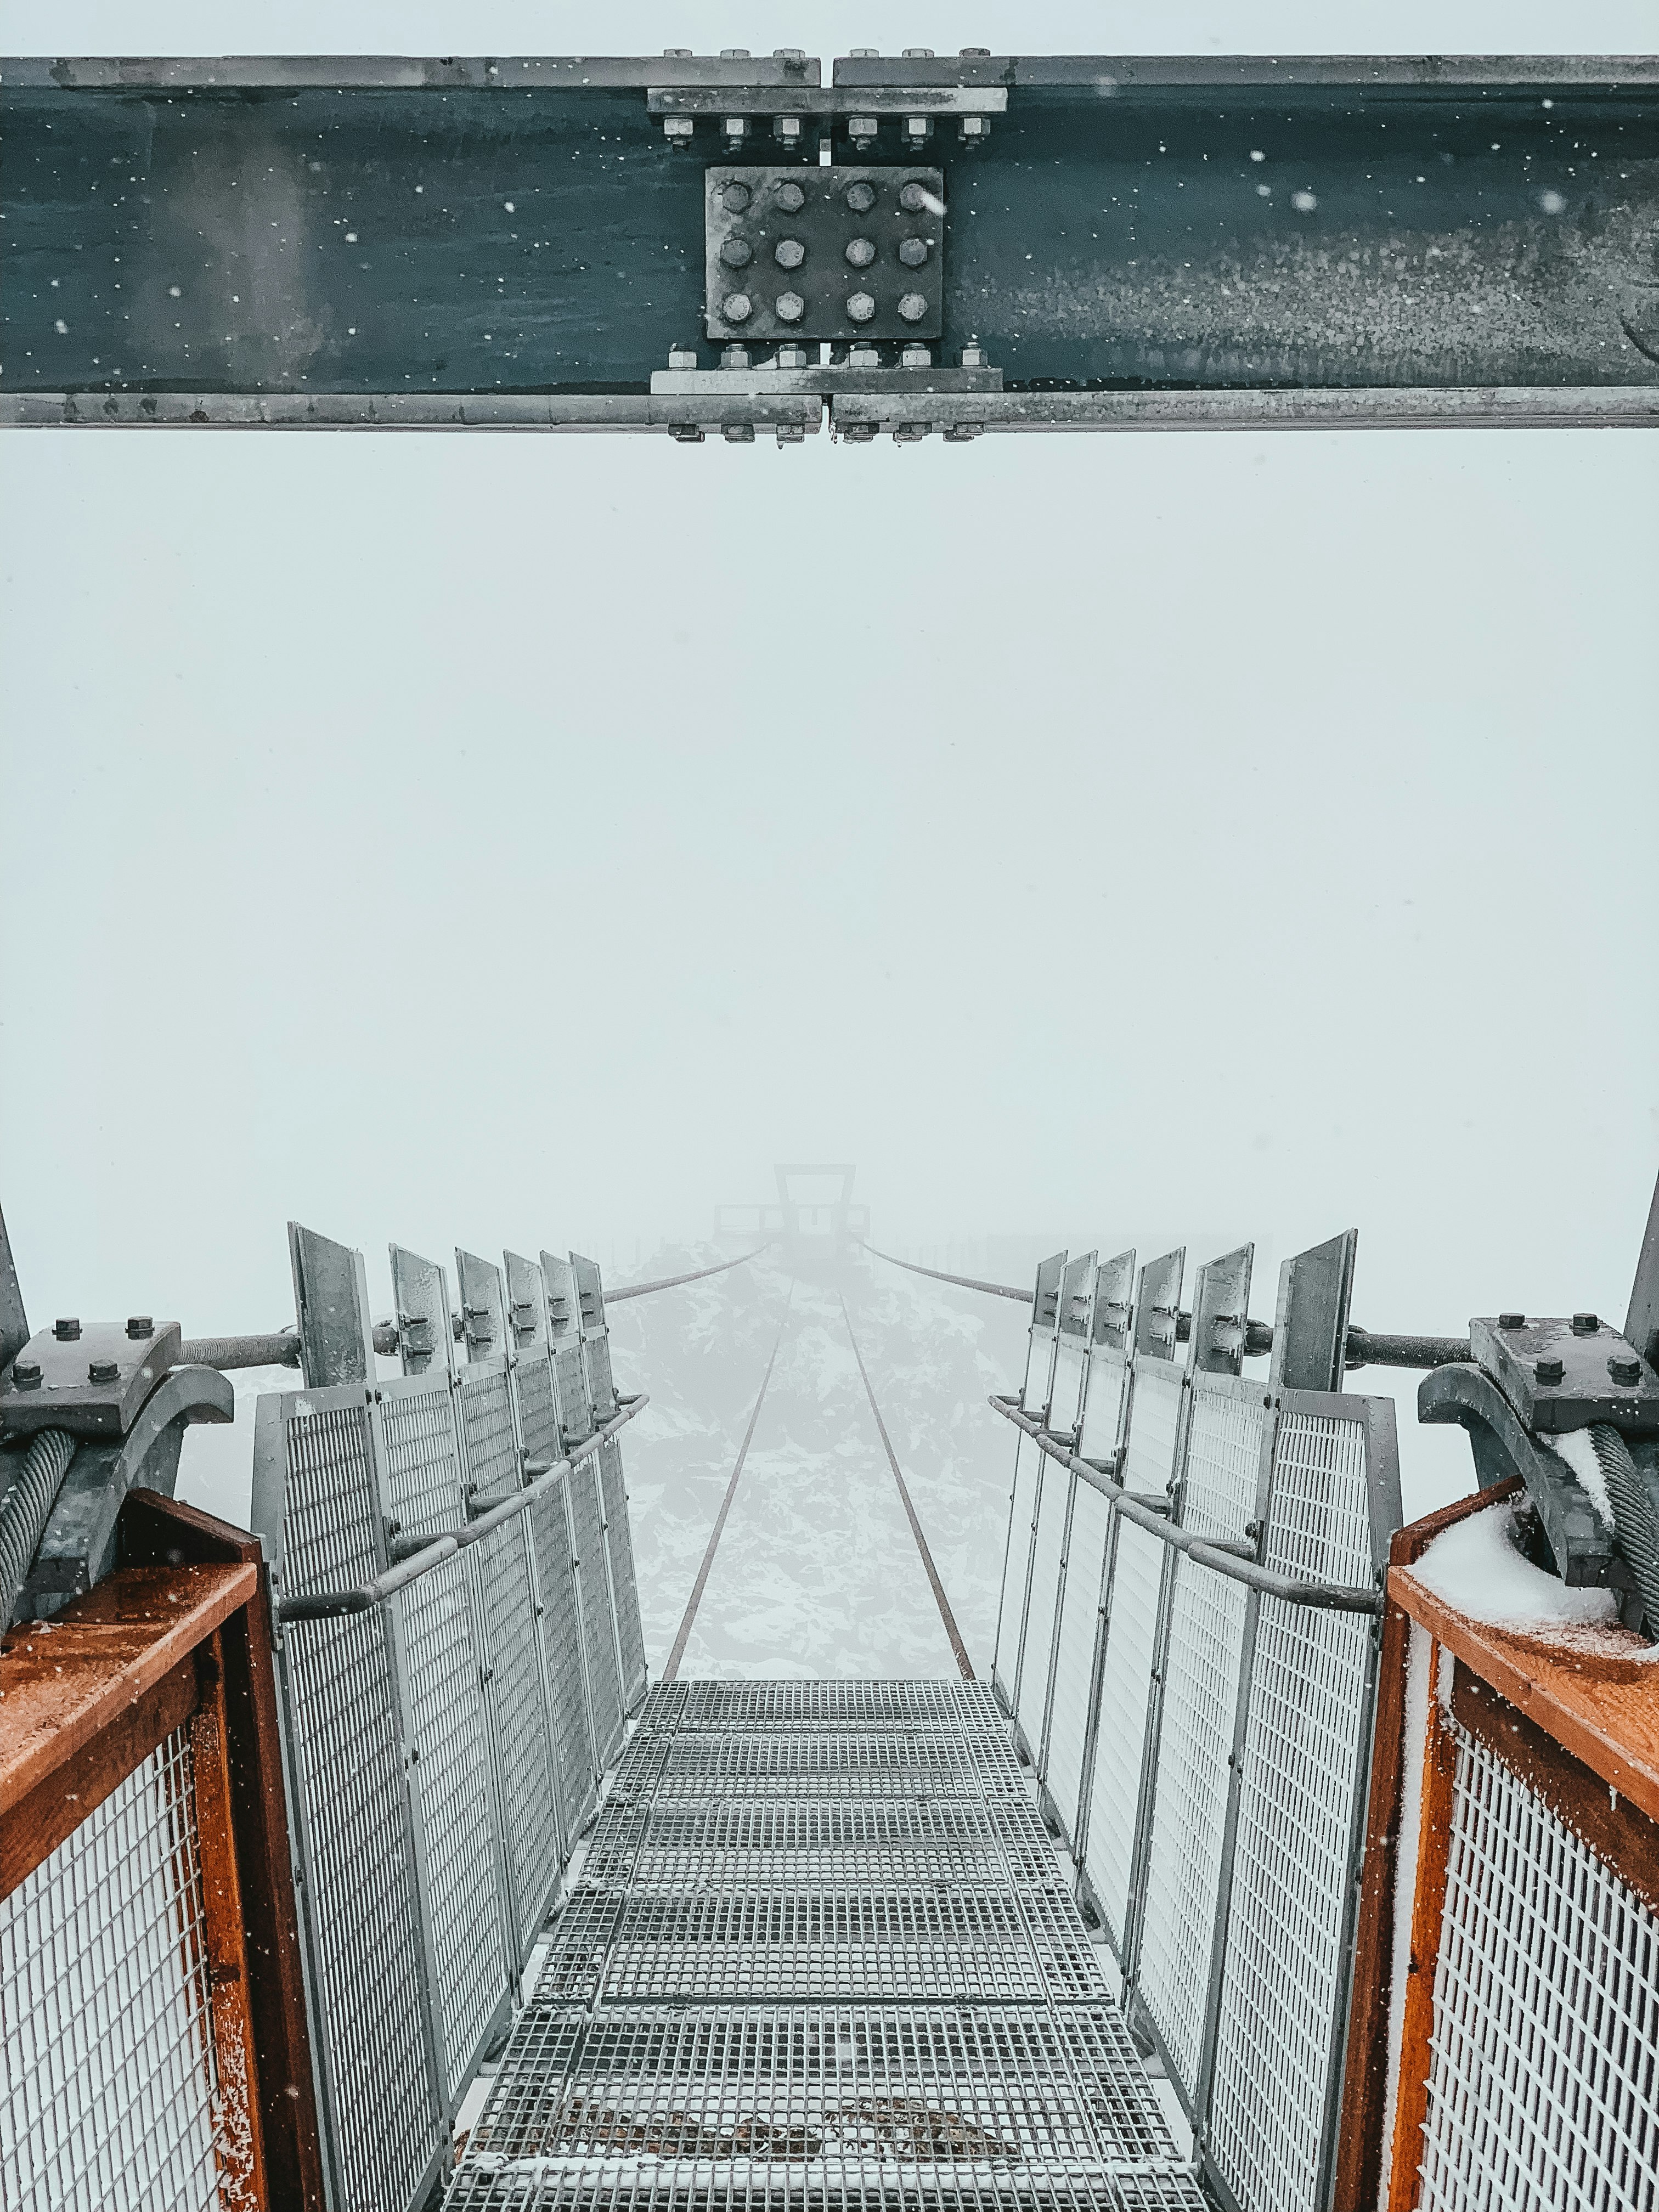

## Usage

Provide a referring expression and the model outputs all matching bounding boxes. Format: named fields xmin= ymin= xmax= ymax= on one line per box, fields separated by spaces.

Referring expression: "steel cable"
xmin=0 ymin=1425 xmax=77 ymax=1625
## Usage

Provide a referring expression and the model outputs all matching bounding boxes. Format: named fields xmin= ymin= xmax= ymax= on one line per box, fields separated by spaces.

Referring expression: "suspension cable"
xmin=661 ymin=1291 xmax=793 ymax=1681
xmin=839 ymin=1293 xmax=975 ymax=1679
xmin=858 ymin=1240 xmax=1031 ymax=1304
xmin=604 ymin=1243 xmax=774 ymax=1304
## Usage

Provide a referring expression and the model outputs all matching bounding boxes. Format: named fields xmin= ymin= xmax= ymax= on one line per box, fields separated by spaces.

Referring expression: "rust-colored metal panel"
xmin=1386 ymin=1650 xmax=1460 ymax=2212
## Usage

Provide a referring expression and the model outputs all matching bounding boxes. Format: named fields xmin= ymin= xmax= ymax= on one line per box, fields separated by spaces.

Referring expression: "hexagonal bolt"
xmin=54 ymin=1318 xmax=82 ymax=1341
xmin=126 ymin=1316 xmax=154 ymax=1339
xmin=720 ymin=47 xmax=751 ymax=57
xmin=775 ymin=180 xmax=806 ymax=213
xmin=895 ymin=421 xmax=932 ymax=442
xmin=943 ymin=423 xmax=983 ymax=441
xmin=903 ymin=116 xmax=934 ymax=144
xmin=1611 ymin=1355 xmax=1644 ymax=1386
xmin=899 ymin=236 xmax=930 ymax=268
xmin=12 ymin=1361 xmax=42 ymax=1389
xmin=722 ymin=182 xmax=753 ymax=213
xmin=1498 ymin=1311 xmax=1526 ymax=1329
xmin=88 ymin=1359 xmax=120 ymax=1384
xmin=668 ymin=343 xmax=698 ymax=369
xmin=772 ymin=116 xmax=804 ymax=144
xmin=663 ymin=47 xmax=692 ymax=57
xmin=723 ymin=293 xmax=754 ymax=323
xmin=776 ymin=422 xmax=806 ymax=443
xmin=841 ymin=421 xmax=878 ymax=442
xmin=1536 ymin=1357 xmax=1565 ymax=1385
xmin=846 ymin=292 xmax=877 ymax=324
xmin=898 ymin=292 xmax=929 ymax=323
xmin=960 ymin=46 xmax=992 ymax=55
xmin=959 ymin=342 xmax=989 ymax=368
xmin=845 ymin=182 xmax=877 ymax=215
xmin=775 ymin=292 xmax=806 ymax=323
xmin=844 ymin=236 xmax=877 ymax=269
xmin=776 ymin=343 xmax=810 ymax=368
xmin=901 ymin=343 xmax=932 ymax=368
xmin=669 ymin=422 xmax=705 ymax=443
xmin=774 ymin=47 xmax=806 ymax=60
xmin=720 ymin=237 xmax=754 ymax=269
xmin=720 ymin=345 xmax=752 ymax=369
xmin=898 ymin=183 xmax=933 ymax=213
xmin=959 ymin=115 xmax=992 ymax=145
xmin=722 ymin=116 xmax=750 ymax=143
xmin=774 ymin=237 xmax=806 ymax=269
xmin=847 ymin=119 xmax=879 ymax=150
xmin=723 ymin=422 xmax=756 ymax=443
xmin=663 ymin=115 xmax=695 ymax=144
xmin=848 ymin=342 xmax=881 ymax=367
xmin=902 ymin=47 xmax=936 ymax=56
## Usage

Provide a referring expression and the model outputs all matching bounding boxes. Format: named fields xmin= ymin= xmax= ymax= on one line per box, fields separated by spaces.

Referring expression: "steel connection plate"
xmin=706 ymin=165 xmax=944 ymax=343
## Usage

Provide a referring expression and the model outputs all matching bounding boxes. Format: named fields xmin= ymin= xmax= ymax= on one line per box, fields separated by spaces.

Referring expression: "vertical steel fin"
xmin=1271 ymin=1230 xmax=1359 ymax=1395
xmin=288 ymin=1221 xmax=376 ymax=1388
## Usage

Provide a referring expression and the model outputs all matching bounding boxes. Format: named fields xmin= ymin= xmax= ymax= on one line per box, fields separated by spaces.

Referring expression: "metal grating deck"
xmin=445 ymin=1680 xmax=1204 ymax=2211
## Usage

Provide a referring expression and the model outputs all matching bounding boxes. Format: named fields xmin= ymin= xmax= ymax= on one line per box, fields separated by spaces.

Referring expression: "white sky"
xmin=2 ymin=7 xmax=1656 ymax=1500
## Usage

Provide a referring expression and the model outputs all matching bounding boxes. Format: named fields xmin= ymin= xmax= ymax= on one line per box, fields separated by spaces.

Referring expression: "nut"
xmin=1536 ymin=1357 xmax=1565 ymax=1386
xmin=88 ymin=1358 xmax=120 ymax=1384
xmin=667 ymin=343 xmax=698 ymax=369
xmin=846 ymin=292 xmax=877 ymax=324
xmin=845 ymin=182 xmax=877 ymax=214
xmin=848 ymin=342 xmax=881 ymax=366
xmin=720 ymin=344 xmax=751 ymax=368
xmin=720 ymin=237 xmax=754 ymax=268
xmin=723 ymin=292 xmax=753 ymax=323
xmin=12 ymin=1361 xmax=41 ymax=1389
xmin=959 ymin=115 xmax=992 ymax=143
xmin=774 ymin=237 xmax=806 ymax=269
xmin=899 ymin=182 xmax=932 ymax=213
xmin=723 ymin=421 xmax=755 ymax=442
xmin=721 ymin=116 xmax=749 ymax=142
xmin=844 ymin=236 xmax=877 ymax=269
xmin=899 ymin=236 xmax=930 ymax=267
xmin=1610 ymin=1355 xmax=1643 ymax=1386
xmin=1572 ymin=1311 xmax=1600 ymax=1335
xmin=895 ymin=420 xmax=931 ymax=441
xmin=721 ymin=182 xmax=752 ymax=213
xmin=775 ymin=180 xmax=806 ymax=213
xmin=126 ymin=1316 xmax=153 ymax=1339
xmin=898 ymin=292 xmax=928 ymax=323
xmin=663 ymin=116 xmax=695 ymax=143
xmin=54 ymin=1318 xmax=81 ymax=1342
xmin=772 ymin=115 xmax=804 ymax=143
xmin=960 ymin=342 xmax=988 ymax=367
xmin=848 ymin=118 xmax=879 ymax=149
xmin=901 ymin=343 xmax=932 ymax=367
xmin=902 ymin=116 xmax=934 ymax=143
xmin=775 ymin=292 xmax=805 ymax=322
xmin=775 ymin=343 xmax=809 ymax=366
xmin=1498 ymin=1312 xmax=1525 ymax=1329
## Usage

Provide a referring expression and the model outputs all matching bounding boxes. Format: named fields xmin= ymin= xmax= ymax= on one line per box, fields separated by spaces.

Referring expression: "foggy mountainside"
xmin=611 ymin=1247 xmax=1030 ymax=1678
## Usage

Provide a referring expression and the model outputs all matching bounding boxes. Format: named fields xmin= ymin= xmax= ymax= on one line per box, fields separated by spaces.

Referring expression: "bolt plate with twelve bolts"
xmin=705 ymin=166 xmax=944 ymax=344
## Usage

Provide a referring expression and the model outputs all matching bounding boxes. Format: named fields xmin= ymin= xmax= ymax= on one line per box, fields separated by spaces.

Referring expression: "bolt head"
xmin=902 ymin=47 xmax=936 ymax=57
xmin=126 ymin=1316 xmax=153 ymax=1339
xmin=960 ymin=342 xmax=988 ymax=367
xmin=720 ymin=345 xmax=751 ymax=368
xmin=901 ymin=343 xmax=932 ymax=367
xmin=841 ymin=421 xmax=878 ymax=442
xmin=848 ymin=342 xmax=881 ymax=366
xmin=845 ymin=236 xmax=877 ymax=269
xmin=722 ymin=421 xmax=755 ymax=442
xmin=899 ymin=183 xmax=932 ymax=213
xmin=903 ymin=116 xmax=934 ymax=141
xmin=723 ymin=293 xmax=753 ymax=323
xmin=722 ymin=116 xmax=749 ymax=140
xmin=774 ymin=237 xmax=806 ymax=269
xmin=959 ymin=115 xmax=991 ymax=142
xmin=721 ymin=182 xmax=752 ymax=213
xmin=846 ymin=292 xmax=877 ymax=325
xmin=663 ymin=116 xmax=695 ymax=142
xmin=1610 ymin=1355 xmax=1643 ymax=1386
xmin=662 ymin=47 xmax=692 ymax=57
xmin=1536 ymin=1357 xmax=1565 ymax=1386
xmin=667 ymin=344 xmax=698 ymax=369
xmin=773 ymin=115 xmax=804 ymax=142
xmin=961 ymin=46 xmax=992 ymax=55
xmin=88 ymin=1358 xmax=120 ymax=1384
xmin=845 ymin=182 xmax=877 ymax=214
xmin=943 ymin=424 xmax=981 ymax=441
xmin=1572 ymin=1311 xmax=1600 ymax=1335
xmin=12 ymin=1361 xmax=42 ymax=1389
xmin=1498 ymin=1312 xmax=1525 ymax=1330
xmin=775 ymin=180 xmax=806 ymax=213
xmin=899 ymin=236 xmax=930 ymax=268
xmin=54 ymin=1318 xmax=81 ymax=1342
xmin=775 ymin=343 xmax=809 ymax=368
xmin=720 ymin=236 xmax=754 ymax=268
xmin=895 ymin=420 xmax=932 ymax=442
xmin=669 ymin=422 xmax=705 ymax=443
xmin=775 ymin=292 xmax=805 ymax=323
xmin=898 ymin=292 xmax=929 ymax=323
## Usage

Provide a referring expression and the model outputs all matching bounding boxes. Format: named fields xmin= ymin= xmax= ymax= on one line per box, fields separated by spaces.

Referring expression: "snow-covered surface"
xmin=1546 ymin=1427 xmax=1614 ymax=1528
xmin=1412 ymin=1499 xmax=1619 ymax=1630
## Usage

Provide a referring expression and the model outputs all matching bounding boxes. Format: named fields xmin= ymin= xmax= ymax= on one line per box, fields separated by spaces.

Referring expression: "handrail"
xmin=988 ymin=1394 xmax=1383 ymax=1615
xmin=276 ymin=1394 xmax=649 ymax=1621
xmin=603 ymin=1244 xmax=773 ymax=1302
xmin=859 ymin=1240 xmax=1032 ymax=1304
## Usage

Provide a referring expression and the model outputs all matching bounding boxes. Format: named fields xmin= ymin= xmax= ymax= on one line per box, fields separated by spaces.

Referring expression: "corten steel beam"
xmin=3 ymin=51 xmax=1657 ymax=436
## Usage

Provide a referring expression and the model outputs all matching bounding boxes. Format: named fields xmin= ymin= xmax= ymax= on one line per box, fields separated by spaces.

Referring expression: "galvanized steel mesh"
xmin=1413 ymin=1725 xmax=1659 ymax=2212
xmin=997 ymin=1355 xmax=1395 ymax=2212
xmin=1 ymin=1728 xmax=224 ymax=2212
xmin=445 ymin=1678 xmax=1204 ymax=2212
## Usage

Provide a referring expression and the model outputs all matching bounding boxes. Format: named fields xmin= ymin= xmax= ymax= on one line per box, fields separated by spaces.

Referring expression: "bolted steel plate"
xmin=705 ymin=165 xmax=943 ymax=344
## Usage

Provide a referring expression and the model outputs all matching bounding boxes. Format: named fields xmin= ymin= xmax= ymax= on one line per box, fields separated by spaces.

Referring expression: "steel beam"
xmin=4 ymin=52 xmax=1656 ymax=435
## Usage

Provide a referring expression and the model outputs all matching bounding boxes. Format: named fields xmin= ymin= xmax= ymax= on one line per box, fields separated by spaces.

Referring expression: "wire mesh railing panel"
xmin=992 ymin=1434 xmax=1040 ymax=1703
xmin=1014 ymin=1464 xmax=1068 ymax=1753
xmin=1206 ymin=1406 xmax=1377 ymax=2212
xmin=527 ymin=1481 xmax=599 ymax=1842
xmin=458 ymin=1364 xmax=520 ymax=1508
xmin=597 ymin=1435 xmax=646 ymax=1711
xmin=1132 ymin=1390 xmax=1260 ymax=2102
xmin=1121 ymin=1368 xmax=1183 ymax=1496
xmin=516 ymin=1353 xmax=561 ymax=1470
xmin=1 ymin=1730 xmax=223 ymax=2212
xmin=1082 ymin=1520 xmax=1164 ymax=1955
xmin=553 ymin=1342 xmax=593 ymax=1444
xmin=1414 ymin=1728 xmax=1659 ymax=2212
xmin=585 ymin=1333 xmax=619 ymax=1420
xmin=1078 ymin=1351 xmax=1128 ymax=1468
xmin=570 ymin=1459 xmax=625 ymax=1771
xmin=262 ymin=1391 xmax=444 ymax=2212
xmin=1049 ymin=1339 xmax=1088 ymax=1438
xmin=1044 ymin=1481 xmax=1110 ymax=1847
xmin=476 ymin=1514 xmax=565 ymax=1961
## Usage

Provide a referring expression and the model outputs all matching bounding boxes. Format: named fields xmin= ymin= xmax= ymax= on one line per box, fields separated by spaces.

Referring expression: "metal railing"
xmin=250 ymin=1224 xmax=651 ymax=2212
xmin=1 ymin=1492 xmax=323 ymax=2211
xmin=989 ymin=1239 xmax=1402 ymax=2212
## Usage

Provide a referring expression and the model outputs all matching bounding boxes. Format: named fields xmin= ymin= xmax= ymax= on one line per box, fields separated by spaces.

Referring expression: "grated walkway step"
xmin=443 ymin=1679 xmax=1205 ymax=2211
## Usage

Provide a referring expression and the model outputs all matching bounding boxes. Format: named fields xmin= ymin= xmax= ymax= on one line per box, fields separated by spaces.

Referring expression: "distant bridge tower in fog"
xmin=713 ymin=1163 xmax=867 ymax=1266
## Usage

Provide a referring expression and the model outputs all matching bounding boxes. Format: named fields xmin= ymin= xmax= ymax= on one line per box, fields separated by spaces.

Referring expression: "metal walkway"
xmin=444 ymin=1678 xmax=1204 ymax=2210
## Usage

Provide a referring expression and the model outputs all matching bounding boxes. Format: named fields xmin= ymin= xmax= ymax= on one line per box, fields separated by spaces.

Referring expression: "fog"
xmin=2 ymin=1 xmax=1655 ymax=1549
